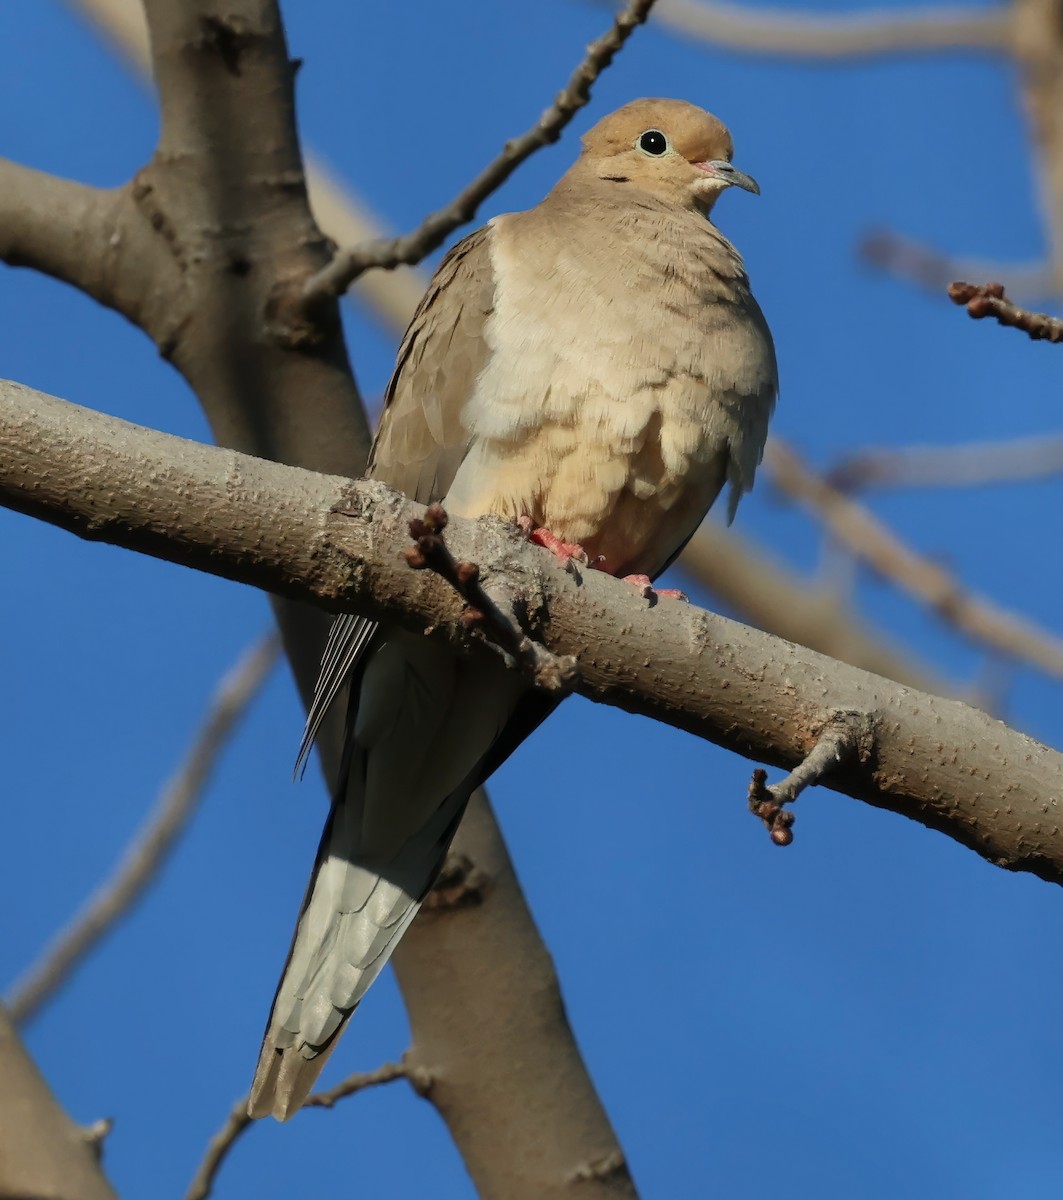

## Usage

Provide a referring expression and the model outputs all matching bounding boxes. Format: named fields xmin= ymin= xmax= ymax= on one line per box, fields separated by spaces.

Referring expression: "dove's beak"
xmin=693 ymin=160 xmax=760 ymax=195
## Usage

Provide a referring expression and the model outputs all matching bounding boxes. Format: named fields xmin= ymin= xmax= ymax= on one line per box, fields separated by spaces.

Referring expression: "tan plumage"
xmin=249 ymin=98 xmax=778 ymax=1120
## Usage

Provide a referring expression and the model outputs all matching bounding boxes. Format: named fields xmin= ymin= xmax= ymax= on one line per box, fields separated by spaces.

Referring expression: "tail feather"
xmin=248 ymin=789 xmax=465 ymax=1120
xmin=249 ymin=631 xmax=526 ymax=1122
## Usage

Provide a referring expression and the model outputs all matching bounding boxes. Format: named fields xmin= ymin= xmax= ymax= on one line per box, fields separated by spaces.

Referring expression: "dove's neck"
xmin=555 ymin=155 xmax=719 ymax=217
xmin=533 ymin=173 xmax=748 ymax=289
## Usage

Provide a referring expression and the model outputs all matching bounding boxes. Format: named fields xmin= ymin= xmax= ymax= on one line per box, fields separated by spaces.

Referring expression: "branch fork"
xmin=405 ymin=502 xmax=579 ymax=694
xmin=748 ymin=711 xmax=871 ymax=845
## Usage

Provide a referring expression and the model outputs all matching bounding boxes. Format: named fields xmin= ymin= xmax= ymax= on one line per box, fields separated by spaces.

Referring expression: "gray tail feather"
xmin=248 ymin=787 xmax=466 ymax=1121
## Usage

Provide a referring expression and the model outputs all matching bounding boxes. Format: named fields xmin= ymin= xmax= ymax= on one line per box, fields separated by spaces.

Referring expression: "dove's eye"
xmin=637 ymin=129 xmax=669 ymax=156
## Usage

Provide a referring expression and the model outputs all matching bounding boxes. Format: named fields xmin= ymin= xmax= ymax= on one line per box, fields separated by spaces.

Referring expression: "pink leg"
xmin=621 ymin=574 xmax=689 ymax=602
xmin=517 ymin=516 xmax=589 ymax=565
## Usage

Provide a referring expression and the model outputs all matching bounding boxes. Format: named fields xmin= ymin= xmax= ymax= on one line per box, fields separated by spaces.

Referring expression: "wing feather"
xmin=295 ymin=225 xmax=496 ymax=769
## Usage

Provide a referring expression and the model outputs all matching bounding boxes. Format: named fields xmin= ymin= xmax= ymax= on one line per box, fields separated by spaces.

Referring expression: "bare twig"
xmin=765 ymin=440 xmax=1063 ymax=682
xmin=79 ymin=1117 xmax=114 ymax=1163
xmin=301 ymin=0 xmax=659 ymax=304
xmin=861 ymin=231 xmax=1055 ymax=305
xmin=406 ymin=503 xmax=580 ymax=694
xmin=184 ymin=1097 xmax=252 ymax=1200
xmin=948 ymin=280 xmax=1063 ymax=343
xmin=748 ymin=712 xmax=868 ymax=844
xmin=7 ymin=635 xmax=279 ymax=1024
xmin=185 ymin=1062 xmax=407 ymax=1200
xmin=303 ymin=153 xmax=429 ymax=330
xmin=650 ymin=0 xmax=1010 ymax=59
xmin=303 ymin=1060 xmax=411 ymax=1109
xmin=828 ymin=433 xmax=1063 ymax=494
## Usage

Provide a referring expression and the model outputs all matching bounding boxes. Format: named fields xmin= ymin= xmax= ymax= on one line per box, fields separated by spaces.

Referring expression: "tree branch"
xmin=6 ymin=634 xmax=279 ymax=1025
xmin=765 ymin=440 xmax=1063 ymax=682
xmin=395 ymin=785 xmax=637 ymax=1198
xmin=860 ymin=230 xmax=1055 ymax=305
xmin=678 ymin=522 xmax=957 ymax=695
xmin=301 ymin=0 xmax=660 ymax=304
xmin=6 ymin=377 xmax=1063 ymax=885
xmin=748 ymin=711 xmax=869 ymax=844
xmin=828 ymin=433 xmax=1063 ymax=494
xmin=1012 ymin=0 xmax=1063 ymax=291
xmin=649 ymin=0 xmax=1011 ymax=59
xmin=0 ymin=1005 xmax=121 ymax=1199
xmin=948 ymin=280 xmax=1063 ymax=342
xmin=185 ymin=1062 xmax=407 ymax=1200
xmin=0 ymin=157 xmax=172 ymax=324
xmin=0 ymin=157 xmax=113 ymax=285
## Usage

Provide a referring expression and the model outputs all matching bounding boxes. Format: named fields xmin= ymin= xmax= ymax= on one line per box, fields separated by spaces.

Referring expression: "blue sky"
xmin=3 ymin=1 xmax=1062 ymax=1197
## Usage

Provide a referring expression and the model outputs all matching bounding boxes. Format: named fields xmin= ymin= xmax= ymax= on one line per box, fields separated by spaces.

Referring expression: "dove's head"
xmin=579 ymin=98 xmax=758 ymax=215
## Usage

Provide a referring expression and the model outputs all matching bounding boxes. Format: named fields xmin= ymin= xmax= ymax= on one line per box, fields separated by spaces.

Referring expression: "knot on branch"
xmin=266 ymin=274 xmax=337 ymax=349
xmin=405 ymin=503 xmax=579 ymax=694
xmin=79 ymin=1116 xmax=114 ymax=1162
xmin=422 ymin=851 xmax=489 ymax=912
xmin=400 ymin=1055 xmax=436 ymax=1100
xmin=748 ymin=711 xmax=873 ymax=846
xmin=197 ymin=15 xmax=254 ymax=75
xmin=568 ymin=1149 xmax=632 ymax=1185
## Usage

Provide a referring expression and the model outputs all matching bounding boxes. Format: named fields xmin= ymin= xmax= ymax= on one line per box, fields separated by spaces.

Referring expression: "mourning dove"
xmin=249 ymin=97 xmax=778 ymax=1120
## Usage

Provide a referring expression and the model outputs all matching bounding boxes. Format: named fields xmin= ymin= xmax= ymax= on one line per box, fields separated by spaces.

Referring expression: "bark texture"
xmin=0 ymin=1006 xmax=120 ymax=1200
xmin=5 ymin=378 xmax=1063 ymax=886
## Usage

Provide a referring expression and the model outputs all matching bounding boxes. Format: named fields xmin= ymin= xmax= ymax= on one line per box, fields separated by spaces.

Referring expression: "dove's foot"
xmin=621 ymin=574 xmax=689 ymax=602
xmin=517 ymin=517 xmax=590 ymax=565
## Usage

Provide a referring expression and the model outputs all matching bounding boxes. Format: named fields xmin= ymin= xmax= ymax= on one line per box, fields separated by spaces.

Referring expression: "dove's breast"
xmin=443 ymin=203 xmax=776 ymax=578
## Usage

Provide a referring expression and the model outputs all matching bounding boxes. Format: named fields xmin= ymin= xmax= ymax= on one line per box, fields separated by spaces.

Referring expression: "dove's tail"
xmin=247 ymin=783 xmax=466 ymax=1120
xmin=248 ymin=628 xmax=527 ymax=1122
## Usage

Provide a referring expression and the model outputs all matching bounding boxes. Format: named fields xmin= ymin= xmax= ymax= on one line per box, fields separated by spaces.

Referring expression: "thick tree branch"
xmin=0 ymin=159 xmax=117 ymax=290
xmin=0 ymin=1006 xmax=121 ymax=1199
xmin=6 ymin=635 xmax=279 ymax=1025
xmin=395 ymin=786 xmax=637 ymax=1198
xmin=765 ymin=440 xmax=1063 ymax=682
xmin=6 ymin=378 xmax=1063 ymax=886
xmin=302 ymin=0 xmax=659 ymax=304
xmin=0 ymin=157 xmax=176 ymax=330
xmin=679 ymin=523 xmax=955 ymax=695
xmin=650 ymin=0 xmax=1011 ymax=59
